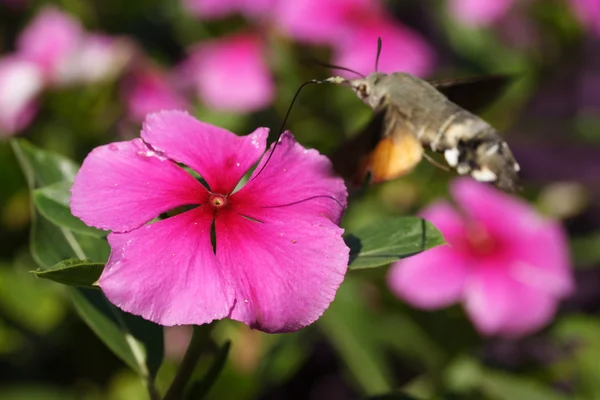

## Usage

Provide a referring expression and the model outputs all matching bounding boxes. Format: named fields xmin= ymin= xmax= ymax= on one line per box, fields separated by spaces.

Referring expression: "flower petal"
xmin=99 ymin=206 xmax=234 ymax=326
xmin=420 ymin=200 xmax=467 ymax=242
xmin=449 ymin=0 xmax=514 ymax=27
xmin=215 ymin=209 xmax=348 ymax=333
xmin=387 ymin=245 xmax=470 ymax=309
xmin=451 ymin=178 xmax=543 ymax=238
xmin=71 ymin=138 xmax=207 ymax=232
xmin=509 ymin=220 xmax=574 ymax=297
xmin=464 ymin=262 xmax=558 ymax=337
xmin=0 ymin=57 xmax=43 ymax=135
xmin=123 ymin=65 xmax=189 ymax=122
xmin=141 ymin=110 xmax=268 ymax=194
xmin=188 ymin=33 xmax=275 ymax=112
xmin=17 ymin=7 xmax=82 ymax=79
xmin=333 ymin=16 xmax=434 ymax=77
xmin=231 ymin=132 xmax=347 ymax=224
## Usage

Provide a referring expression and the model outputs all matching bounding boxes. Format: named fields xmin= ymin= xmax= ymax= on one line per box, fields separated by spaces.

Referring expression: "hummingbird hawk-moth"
xmin=325 ymin=67 xmax=520 ymax=192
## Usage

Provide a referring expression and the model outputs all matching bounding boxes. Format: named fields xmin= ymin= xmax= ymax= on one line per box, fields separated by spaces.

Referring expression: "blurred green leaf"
xmin=552 ymin=315 xmax=600 ymax=398
xmin=32 ymin=258 xmax=103 ymax=288
xmin=185 ymin=341 xmax=231 ymax=400
xmin=570 ymin=232 xmax=600 ymax=267
xmin=34 ymin=181 xmax=106 ymax=238
xmin=445 ymin=356 xmax=569 ymax=400
xmin=11 ymin=139 xmax=78 ymax=188
xmin=10 ymin=139 xmax=110 ymax=268
xmin=319 ymin=278 xmax=393 ymax=395
xmin=70 ymin=289 xmax=164 ymax=381
xmin=345 ymin=217 xmax=445 ymax=269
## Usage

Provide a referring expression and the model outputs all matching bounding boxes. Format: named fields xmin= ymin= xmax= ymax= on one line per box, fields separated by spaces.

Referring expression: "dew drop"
xmin=244 ymin=299 xmax=249 ymax=303
xmin=108 ymin=144 xmax=119 ymax=152
xmin=236 ymin=162 xmax=240 ymax=167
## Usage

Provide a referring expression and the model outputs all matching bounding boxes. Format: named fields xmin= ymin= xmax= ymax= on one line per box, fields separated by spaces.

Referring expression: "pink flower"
xmin=448 ymin=0 xmax=515 ymax=27
xmin=0 ymin=57 xmax=44 ymax=136
xmin=388 ymin=179 xmax=573 ymax=337
xmin=17 ymin=7 xmax=131 ymax=85
xmin=274 ymin=0 xmax=374 ymax=44
xmin=332 ymin=16 xmax=434 ymax=77
xmin=571 ymin=0 xmax=600 ymax=37
xmin=181 ymin=0 xmax=274 ymax=19
xmin=181 ymin=33 xmax=274 ymax=112
xmin=123 ymin=65 xmax=189 ymax=122
xmin=17 ymin=6 xmax=82 ymax=78
xmin=70 ymin=111 xmax=349 ymax=332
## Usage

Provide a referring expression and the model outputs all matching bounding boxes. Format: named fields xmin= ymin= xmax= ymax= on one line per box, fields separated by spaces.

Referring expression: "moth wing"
xmin=429 ymin=75 xmax=511 ymax=114
xmin=330 ymin=105 xmax=423 ymax=186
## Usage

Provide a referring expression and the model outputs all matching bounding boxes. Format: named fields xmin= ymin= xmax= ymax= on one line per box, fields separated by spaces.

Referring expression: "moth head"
xmin=349 ymin=72 xmax=387 ymax=109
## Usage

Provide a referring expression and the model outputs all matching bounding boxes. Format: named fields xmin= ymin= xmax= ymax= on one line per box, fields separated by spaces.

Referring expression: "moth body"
xmin=336 ymin=71 xmax=520 ymax=191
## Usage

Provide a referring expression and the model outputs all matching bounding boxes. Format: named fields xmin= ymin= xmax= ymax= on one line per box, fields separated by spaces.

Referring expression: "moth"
xmin=324 ymin=56 xmax=520 ymax=192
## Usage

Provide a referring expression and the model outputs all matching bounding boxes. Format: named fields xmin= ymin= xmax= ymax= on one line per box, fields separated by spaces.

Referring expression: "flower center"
xmin=465 ymin=223 xmax=499 ymax=257
xmin=210 ymin=193 xmax=228 ymax=209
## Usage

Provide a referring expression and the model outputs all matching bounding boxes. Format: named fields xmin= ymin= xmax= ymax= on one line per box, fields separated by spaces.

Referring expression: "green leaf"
xmin=32 ymin=258 xmax=103 ymax=288
xmin=70 ymin=289 xmax=164 ymax=380
xmin=185 ymin=341 xmax=232 ymax=400
xmin=345 ymin=217 xmax=445 ymax=270
xmin=318 ymin=278 xmax=393 ymax=395
xmin=11 ymin=139 xmax=78 ymax=188
xmin=34 ymin=181 xmax=106 ymax=238
xmin=10 ymin=139 xmax=109 ymax=268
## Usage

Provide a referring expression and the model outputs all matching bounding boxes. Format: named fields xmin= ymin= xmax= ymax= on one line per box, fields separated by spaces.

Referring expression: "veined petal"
xmin=388 ymin=245 xmax=470 ymax=309
xmin=215 ymin=209 xmax=348 ymax=333
xmin=99 ymin=206 xmax=234 ymax=326
xmin=232 ymin=132 xmax=347 ymax=224
xmin=141 ymin=110 xmax=268 ymax=194
xmin=464 ymin=262 xmax=558 ymax=337
xmin=71 ymin=139 xmax=207 ymax=233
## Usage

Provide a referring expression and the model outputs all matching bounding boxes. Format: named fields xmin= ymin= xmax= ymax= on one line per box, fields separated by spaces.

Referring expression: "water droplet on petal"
xmin=108 ymin=144 xmax=119 ymax=152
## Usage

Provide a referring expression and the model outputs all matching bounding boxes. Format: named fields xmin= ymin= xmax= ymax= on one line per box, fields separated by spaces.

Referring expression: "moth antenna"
xmin=307 ymin=59 xmax=366 ymax=78
xmin=251 ymin=79 xmax=326 ymax=182
xmin=375 ymin=37 xmax=382 ymax=72
xmin=423 ymin=152 xmax=450 ymax=172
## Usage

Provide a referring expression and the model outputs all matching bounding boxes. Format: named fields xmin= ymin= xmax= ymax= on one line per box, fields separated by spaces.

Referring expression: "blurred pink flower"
xmin=181 ymin=33 xmax=274 ymax=112
xmin=333 ymin=16 xmax=435 ymax=77
xmin=448 ymin=0 xmax=515 ymax=27
xmin=0 ymin=57 xmax=44 ymax=136
xmin=274 ymin=0 xmax=374 ymax=44
xmin=71 ymin=111 xmax=349 ymax=332
xmin=181 ymin=0 xmax=274 ymax=20
xmin=17 ymin=7 xmax=131 ymax=85
xmin=274 ymin=0 xmax=433 ymax=76
xmin=123 ymin=65 xmax=189 ymax=122
xmin=571 ymin=0 xmax=600 ymax=37
xmin=388 ymin=179 xmax=573 ymax=337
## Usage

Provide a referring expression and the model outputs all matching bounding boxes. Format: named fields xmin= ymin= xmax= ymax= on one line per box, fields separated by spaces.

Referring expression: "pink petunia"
xmin=70 ymin=110 xmax=349 ymax=332
xmin=571 ymin=0 xmax=600 ymax=37
xmin=181 ymin=33 xmax=275 ymax=112
xmin=388 ymin=178 xmax=573 ymax=337
xmin=0 ymin=57 xmax=44 ymax=136
xmin=448 ymin=0 xmax=515 ymax=27
xmin=123 ymin=65 xmax=189 ymax=122
xmin=332 ymin=15 xmax=435 ymax=77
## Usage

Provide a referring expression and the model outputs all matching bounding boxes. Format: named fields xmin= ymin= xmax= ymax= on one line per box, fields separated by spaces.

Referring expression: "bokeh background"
xmin=1 ymin=0 xmax=600 ymax=399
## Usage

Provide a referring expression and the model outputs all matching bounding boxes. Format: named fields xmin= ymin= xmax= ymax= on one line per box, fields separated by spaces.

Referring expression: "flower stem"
xmin=163 ymin=324 xmax=214 ymax=400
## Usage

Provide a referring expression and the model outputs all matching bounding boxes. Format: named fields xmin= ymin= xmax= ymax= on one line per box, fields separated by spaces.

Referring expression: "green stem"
xmin=163 ymin=324 xmax=214 ymax=400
